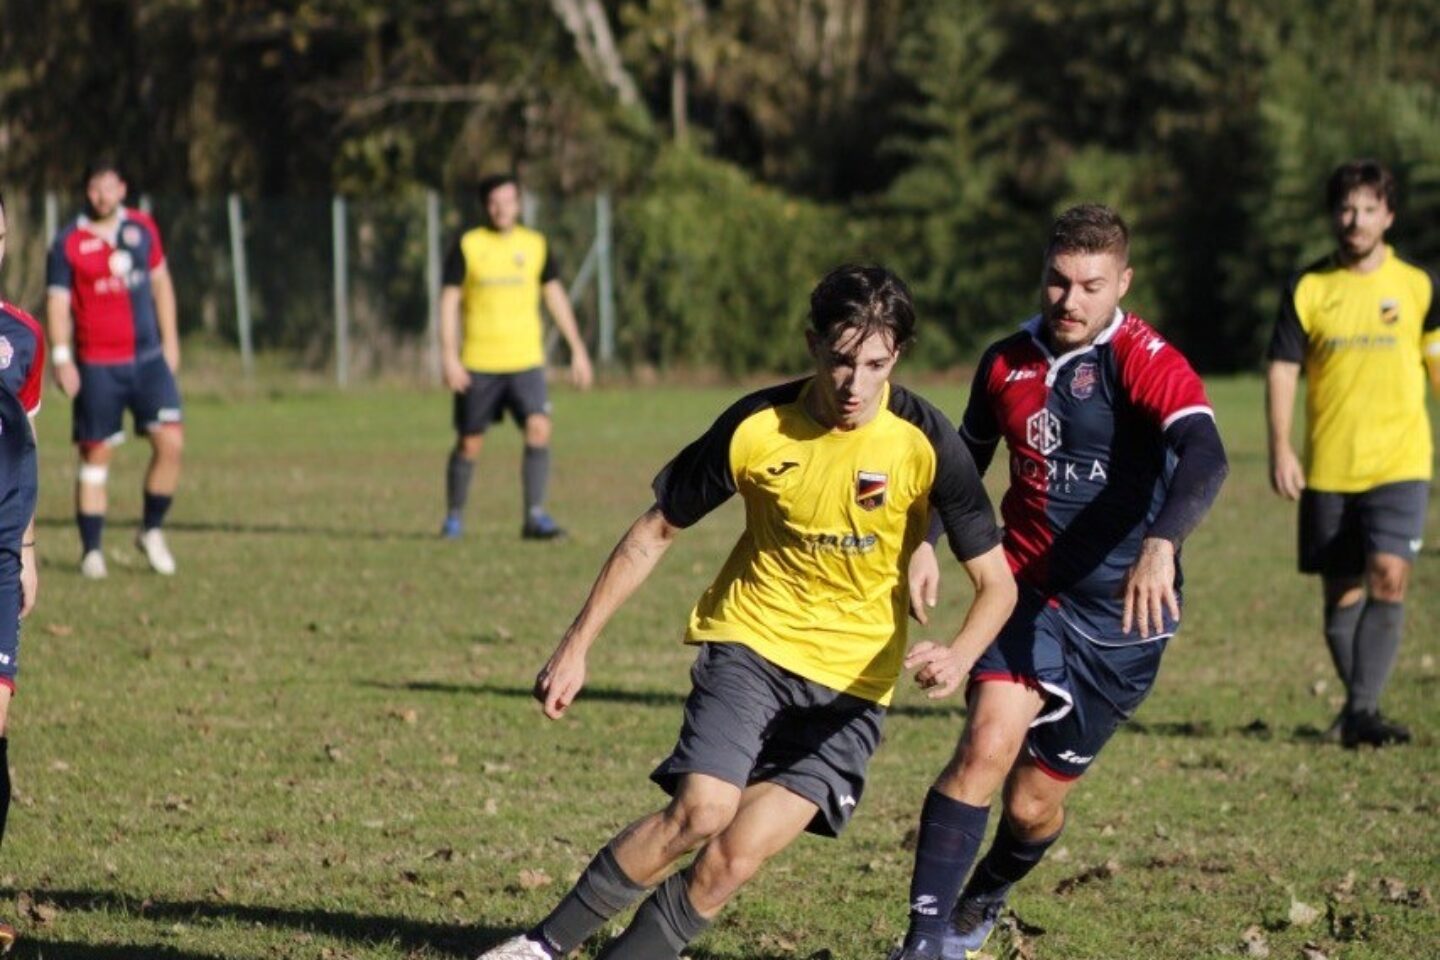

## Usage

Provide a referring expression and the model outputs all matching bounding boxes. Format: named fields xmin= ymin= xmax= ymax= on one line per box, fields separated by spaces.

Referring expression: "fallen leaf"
xmin=43 ymin=623 xmax=74 ymax=637
xmin=324 ymin=743 xmax=344 ymax=762
xmin=49 ymin=760 xmax=70 ymax=773
xmin=1309 ymin=679 xmax=1328 ymax=696
xmin=518 ymin=868 xmax=552 ymax=889
xmin=1240 ymin=924 xmax=1269 ymax=958
xmin=1300 ymin=942 xmax=1328 ymax=960
xmin=210 ymin=884 xmax=231 ymax=902
xmin=1289 ymin=898 xmax=1321 ymax=927
xmin=1054 ymin=859 xmax=1121 ymax=896
xmin=483 ymin=797 xmax=499 ymax=815
xmin=425 ymin=847 xmax=455 ymax=862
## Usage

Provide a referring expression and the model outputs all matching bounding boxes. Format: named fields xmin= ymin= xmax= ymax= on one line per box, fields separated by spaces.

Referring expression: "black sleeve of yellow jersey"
xmin=1267 ymin=272 xmax=1308 ymax=363
xmin=540 ymin=247 xmax=559 ymax=285
xmin=1425 ymin=268 xmax=1440 ymax=332
xmin=651 ymin=379 xmax=809 ymax=529
xmin=441 ymin=241 xmax=465 ymax=287
xmin=890 ymin=387 xmax=1002 ymax=562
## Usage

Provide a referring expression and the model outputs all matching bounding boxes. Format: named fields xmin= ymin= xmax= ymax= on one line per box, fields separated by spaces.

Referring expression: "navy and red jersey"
xmin=0 ymin=301 xmax=45 ymax=553
xmin=961 ymin=310 xmax=1213 ymax=644
xmin=46 ymin=208 xmax=167 ymax=365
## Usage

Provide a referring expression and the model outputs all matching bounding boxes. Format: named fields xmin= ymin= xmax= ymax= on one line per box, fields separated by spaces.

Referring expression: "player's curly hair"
xmin=808 ymin=264 xmax=916 ymax=353
xmin=1326 ymin=159 xmax=1397 ymax=213
xmin=1046 ymin=204 xmax=1129 ymax=262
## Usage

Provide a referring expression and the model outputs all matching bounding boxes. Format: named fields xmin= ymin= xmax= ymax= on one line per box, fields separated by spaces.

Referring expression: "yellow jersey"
xmin=652 ymin=379 xmax=1001 ymax=705
xmin=442 ymin=224 xmax=558 ymax=373
xmin=1269 ymin=246 xmax=1440 ymax=492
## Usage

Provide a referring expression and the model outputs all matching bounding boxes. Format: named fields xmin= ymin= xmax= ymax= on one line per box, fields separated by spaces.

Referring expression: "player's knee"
xmin=154 ymin=425 xmax=184 ymax=456
xmin=664 ymin=795 xmax=737 ymax=846
xmin=456 ymin=434 xmax=484 ymax=459
xmin=1003 ymin=792 xmax=1062 ymax=836
xmin=957 ymin=719 xmax=1026 ymax=779
xmin=697 ymin=837 xmax=764 ymax=893
xmin=1367 ymin=560 xmax=1408 ymax=602
xmin=524 ymin=416 xmax=551 ymax=446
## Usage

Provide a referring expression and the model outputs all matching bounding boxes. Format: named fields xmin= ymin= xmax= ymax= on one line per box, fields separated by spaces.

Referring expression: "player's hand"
xmin=54 ymin=360 xmax=81 ymax=398
xmin=1121 ymin=537 xmax=1179 ymax=637
xmin=1269 ymin=446 xmax=1305 ymax=500
xmin=19 ymin=545 xmax=36 ymax=619
xmin=907 ymin=541 xmax=940 ymax=625
xmin=443 ymin=358 xmax=471 ymax=394
xmin=570 ymin=351 xmax=594 ymax=391
xmin=534 ymin=642 xmax=587 ymax=719
xmin=164 ymin=345 xmax=181 ymax=375
xmin=904 ymin=641 xmax=969 ymax=700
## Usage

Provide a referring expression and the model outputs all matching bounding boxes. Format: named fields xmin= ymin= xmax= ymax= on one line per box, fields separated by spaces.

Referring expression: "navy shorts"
xmin=651 ymin=642 xmax=886 ymax=838
xmin=0 ymin=550 xmax=21 ymax=691
xmin=1298 ymin=481 xmax=1429 ymax=576
xmin=970 ymin=594 xmax=1167 ymax=781
xmin=74 ymin=354 xmax=183 ymax=445
xmin=453 ymin=367 xmax=551 ymax=436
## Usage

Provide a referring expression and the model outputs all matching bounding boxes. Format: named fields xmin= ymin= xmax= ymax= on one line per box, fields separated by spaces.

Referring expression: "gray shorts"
xmin=1299 ymin=480 xmax=1429 ymax=576
xmin=650 ymin=642 xmax=886 ymax=838
xmin=453 ymin=367 xmax=551 ymax=436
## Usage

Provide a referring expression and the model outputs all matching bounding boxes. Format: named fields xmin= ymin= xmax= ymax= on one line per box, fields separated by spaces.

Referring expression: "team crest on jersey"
xmin=513 ymin=251 xmax=526 ymax=268
xmin=122 ymin=224 xmax=143 ymax=248
xmin=1380 ymin=298 xmax=1400 ymax=325
xmin=108 ymin=249 xmax=134 ymax=278
xmin=0 ymin=337 xmax=12 ymax=370
xmin=855 ymin=471 xmax=888 ymax=511
xmin=1070 ymin=362 xmax=1097 ymax=400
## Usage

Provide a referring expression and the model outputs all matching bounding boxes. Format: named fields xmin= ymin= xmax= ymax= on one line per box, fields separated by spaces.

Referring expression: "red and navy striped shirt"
xmin=46 ymin=207 xmax=167 ymax=364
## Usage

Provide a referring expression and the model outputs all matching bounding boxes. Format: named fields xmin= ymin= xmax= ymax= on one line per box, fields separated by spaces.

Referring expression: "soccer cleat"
xmin=475 ymin=935 xmax=553 ymax=960
xmin=1341 ymin=710 xmax=1412 ymax=748
xmin=1319 ymin=710 xmax=1346 ymax=744
xmin=136 ymin=528 xmax=177 ymax=575
xmin=80 ymin=549 xmax=108 ymax=580
xmin=942 ymin=895 xmax=1005 ymax=960
xmin=440 ymin=514 xmax=464 ymax=539
xmin=886 ymin=937 xmax=942 ymax=960
xmin=0 ymin=919 xmax=14 ymax=953
xmin=521 ymin=511 xmax=566 ymax=541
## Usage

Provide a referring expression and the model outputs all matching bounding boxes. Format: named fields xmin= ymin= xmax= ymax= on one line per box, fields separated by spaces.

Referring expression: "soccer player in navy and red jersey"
xmin=890 ymin=205 xmax=1228 ymax=960
xmin=0 ymin=189 xmax=48 ymax=951
xmin=46 ymin=159 xmax=183 ymax=578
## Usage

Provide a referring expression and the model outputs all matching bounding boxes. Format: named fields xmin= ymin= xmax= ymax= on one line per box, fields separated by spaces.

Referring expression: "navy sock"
xmin=904 ymin=789 xmax=990 ymax=949
xmin=959 ymin=815 xmax=1062 ymax=905
xmin=77 ymin=513 xmax=105 ymax=553
xmin=142 ymin=492 xmax=173 ymax=531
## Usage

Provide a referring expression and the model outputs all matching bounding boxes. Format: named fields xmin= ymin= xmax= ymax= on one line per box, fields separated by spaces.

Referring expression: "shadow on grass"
xmin=1 ymin=889 xmax=508 ymax=958
xmin=35 ymin=515 xmax=437 ymax=543
xmin=12 ymin=938 xmax=228 ymax=960
xmin=360 ymin=680 xmax=968 ymax=720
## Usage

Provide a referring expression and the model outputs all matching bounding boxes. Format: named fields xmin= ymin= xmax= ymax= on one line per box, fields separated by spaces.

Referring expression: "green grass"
xmin=7 ymin=375 xmax=1437 ymax=959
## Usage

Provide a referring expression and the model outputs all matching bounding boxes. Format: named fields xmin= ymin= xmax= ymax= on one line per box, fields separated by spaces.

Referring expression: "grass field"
xmin=5 ymin=375 xmax=1436 ymax=960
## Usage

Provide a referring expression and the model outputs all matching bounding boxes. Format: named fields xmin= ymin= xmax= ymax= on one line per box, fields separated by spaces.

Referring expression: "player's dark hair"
xmin=1326 ymin=158 xmax=1397 ymax=213
xmin=1046 ymin=204 xmax=1129 ymax=262
xmin=477 ymin=172 xmax=519 ymax=203
xmin=809 ymin=264 xmax=916 ymax=352
xmin=84 ymin=155 xmax=125 ymax=183
xmin=0 ymin=190 xmax=6 ymax=217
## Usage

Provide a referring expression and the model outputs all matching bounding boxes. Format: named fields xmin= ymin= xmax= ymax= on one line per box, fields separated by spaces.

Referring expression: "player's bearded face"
xmin=486 ymin=183 xmax=521 ymax=231
xmin=1332 ymin=187 xmax=1393 ymax=262
xmin=85 ymin=172 xmax=126 ymax=221
xmin=807 ymin=325 xmax=900 ymax=430
xmin=1041 ymin=250 xmax=1132 ymax=351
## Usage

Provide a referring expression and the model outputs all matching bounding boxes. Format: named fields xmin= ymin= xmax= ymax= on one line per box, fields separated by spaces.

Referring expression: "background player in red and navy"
xmin=0 ymin=189 xmax=48 ymax=951
xmin=890 ymin=206 xmax=1228 ymax=960
xmin=46 ymin=158 xmax=183 ymax=578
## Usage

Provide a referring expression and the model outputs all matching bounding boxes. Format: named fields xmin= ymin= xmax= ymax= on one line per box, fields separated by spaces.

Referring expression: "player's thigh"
xmin=71 ymin=363 xmax=128 ymax=447
xmin=960 ymin=597 xmax=1064 ymax=770
xmin=1358 ymin=481 xmax=1427 ymax=594
xmin=711 ymin=781 xmax=820 ymax=864
xmin=504 ymin=367 xmax=552 ymax=433
xmin=452 ymin=371 xmax=508 ymax=436
xmin=130 ymin=354 xmax=183 ymax=438
xmin=1298 ymin=489 xmax=1364 ymax=578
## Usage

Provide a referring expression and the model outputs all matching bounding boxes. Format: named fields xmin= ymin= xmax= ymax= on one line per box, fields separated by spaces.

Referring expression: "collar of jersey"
xmin=77 ymin=206 xmax=130 ymax=244
xmin=1024 ymin=307 xmax=1124 ymax=386
xmin=797 ymin=378 xmax=891 ymax=435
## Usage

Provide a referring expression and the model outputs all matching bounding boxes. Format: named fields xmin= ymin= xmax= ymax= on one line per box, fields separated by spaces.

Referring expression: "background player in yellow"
xmin=1266 ymin=158 xmax=1440 ymax=747
xmin=475 ymin=264 xmax=1015 ymax=960
xmin=438 ymin=173 xmax=593 ymax=541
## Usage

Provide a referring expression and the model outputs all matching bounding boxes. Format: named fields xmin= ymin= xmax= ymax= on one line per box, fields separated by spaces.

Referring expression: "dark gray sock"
xmin=533 ymin=844 xmax=647 ymax=955
xmin=1348 ymin=599 xmax=1405 ymax=713
xmin=445 ymin=451 xmax=475 ymax=514
xmin=594 ymin=870 xmax=710 ymax=960
xmin=1323 ymin=598 xmax=1365 ymax=689
xmin=522 ymin=445 xmax=550 ymax=517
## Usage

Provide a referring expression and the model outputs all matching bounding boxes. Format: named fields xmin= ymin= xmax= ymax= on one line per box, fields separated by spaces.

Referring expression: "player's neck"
xmin=86 ymin=209 xmax=123 ymax=234
xmin=803 ymin=379 xmax=884 ymax=432
xmin=1338 ymin=242 xmax=1387 ymax=275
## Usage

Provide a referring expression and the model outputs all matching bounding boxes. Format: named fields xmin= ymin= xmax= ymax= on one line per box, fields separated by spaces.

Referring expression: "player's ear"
xmin=1116 ymin=264 xmax=1133 ymax=301
xmin=805 ymin=328 xmax=821 ymax=362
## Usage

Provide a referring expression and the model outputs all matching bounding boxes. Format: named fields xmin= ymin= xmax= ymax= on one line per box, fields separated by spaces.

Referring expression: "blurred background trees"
xmin=1 ymin=0 xmax=1436 ymax=373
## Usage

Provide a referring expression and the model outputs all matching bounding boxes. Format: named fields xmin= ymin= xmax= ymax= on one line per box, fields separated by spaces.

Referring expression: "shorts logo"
xmin=1026 ymin=408 xmax=1062 ymax=455
xmin=1379 ymin=298 xmax=1400 ymax=325
xmin=839 ymin=794 xmax=857 ymax=808
xmin=1409 ymin=538 xmax=1424 ymax=554
xmin=1070 ymin=361 xmax=1097 ymax=400
xmin=122 ymin=224 xmax=143 ymax=248
xmin=0 ymin=336 xmax=13 ymax=370
xmin=1058 ymin=749 xmax=1094 ymax=765
xmin=108 ymin=249 xmax=134 ymax=278
xmin=855 ymin=471 xmax=887 ymax=511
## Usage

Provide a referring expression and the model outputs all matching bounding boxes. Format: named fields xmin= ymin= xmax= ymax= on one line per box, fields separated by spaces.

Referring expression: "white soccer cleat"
xmin=80 ymin=549 xmax=108 ymax=580
xmin=475 ymin=935 xmax=552 ymax=960
xmin=135 ymin=528 xmax=177 ymax=576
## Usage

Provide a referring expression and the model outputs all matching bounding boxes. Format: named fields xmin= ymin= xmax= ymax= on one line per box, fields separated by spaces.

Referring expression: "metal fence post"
xmin=332 ymin=196 xmax=349 ymax=387
xmin=425 ymin=189 xmax=442 ymax=383
xmin=227 ymin=194 xmax=254 ymax=378
xmin=596 ymin=191 xmax=615 ymax=365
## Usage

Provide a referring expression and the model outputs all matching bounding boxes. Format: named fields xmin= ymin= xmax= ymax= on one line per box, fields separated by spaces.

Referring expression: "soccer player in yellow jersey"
xmin=1267 ymin=159 xmax=1440 ymax=748
xmin=439 ymin=174 xmax=593 ymax=541
xmin=476 ymin=265 xmax=1016 ymax=960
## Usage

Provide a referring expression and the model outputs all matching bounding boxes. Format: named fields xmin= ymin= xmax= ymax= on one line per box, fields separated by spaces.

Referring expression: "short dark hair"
xmin=809 ymin=264 xmax=916 ymax=352
xmin=1326 ymin=158 xmax=1397 ymax=212
xmin=477 ymin=172 xmax=519 ymax=203
xmin=1046 ymin=203 xmax=1129 ymax=262
xmin=85 ymin=155 xmax=125 ymax=184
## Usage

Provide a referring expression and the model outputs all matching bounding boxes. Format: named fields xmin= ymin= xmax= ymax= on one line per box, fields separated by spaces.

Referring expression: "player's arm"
xmin=19 ymin=510 xmax=36 ymax=620
xmin=541 ymin=279 xmax=594 ymax=390
xmin=534 ymin=505 xmax=680 ymax=719
xmin=438 ymin=285 xmax=469 ymax=392
xmin=906 ymin=544 xmax=1015 ymax=699
xmin=1422 ymin=276 xmax=1440 ymax=393
xmin=1265 ymin=361 xmax=1304 ymax=500
xmin=151 ymin=264 xmax=180 ymax=373
xmin=44 ymin=261 xmax=81 ymax=400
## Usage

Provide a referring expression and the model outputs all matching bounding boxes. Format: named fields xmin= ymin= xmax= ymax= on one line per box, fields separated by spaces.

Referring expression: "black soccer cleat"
xmin=521 ymin=511 xmax=567 ymax=541
xmin=1341 ymin=709 xmax=1412 ymax=748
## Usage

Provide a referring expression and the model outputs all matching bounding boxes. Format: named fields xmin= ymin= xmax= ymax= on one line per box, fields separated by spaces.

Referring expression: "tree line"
xmin=1 ymin=0 xmax=1436 ymax=373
